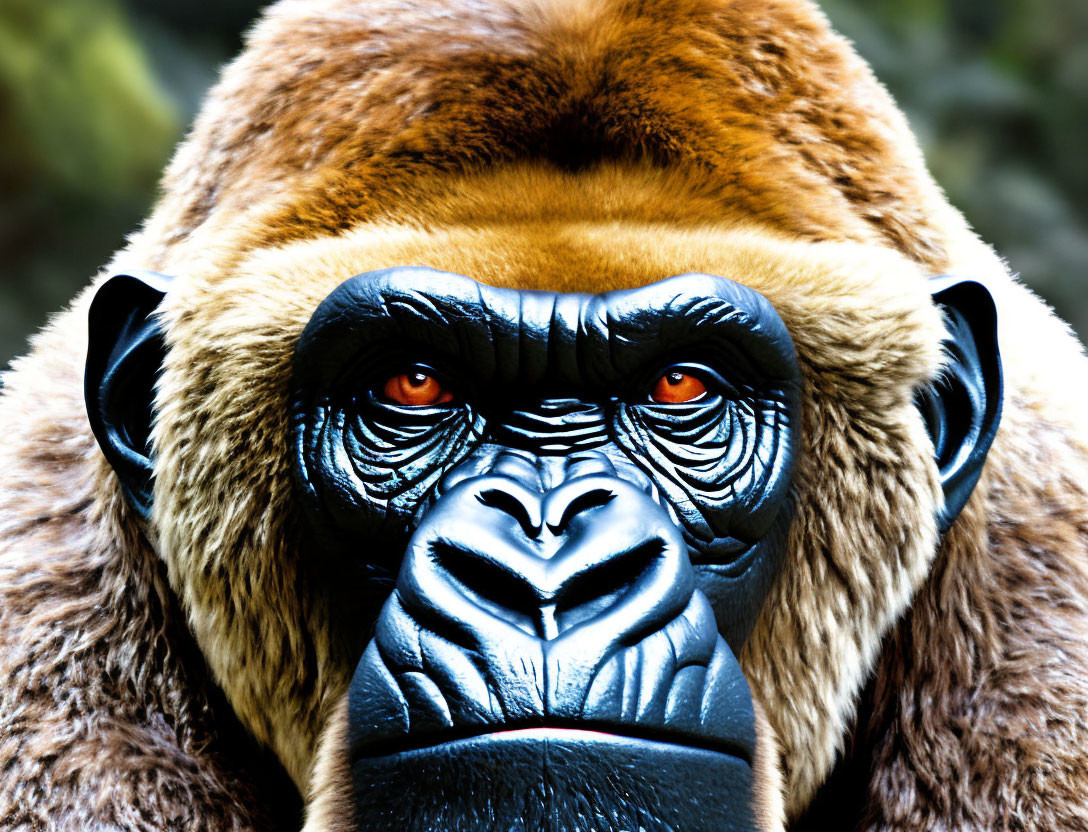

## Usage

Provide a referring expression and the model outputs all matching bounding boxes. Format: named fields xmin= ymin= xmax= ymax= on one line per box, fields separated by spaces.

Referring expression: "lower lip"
xmin=352 ymin=728 xmax=757 ymax=832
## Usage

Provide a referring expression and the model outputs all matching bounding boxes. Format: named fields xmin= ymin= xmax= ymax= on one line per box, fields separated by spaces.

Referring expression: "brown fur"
xmin=800 ymin=403 xmax=1088 ymax=830
xmin=0 ymin=304 xmax=298 ymax=830
xmin=1 ymin=0 xmax=1086 ymax=829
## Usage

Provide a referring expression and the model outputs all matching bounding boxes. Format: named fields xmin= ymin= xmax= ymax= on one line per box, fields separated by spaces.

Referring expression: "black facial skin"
xmin=84 ymin=266 xmax=1001 ymax=832
xmin=291 ymin=268 xmax=803 ymax=832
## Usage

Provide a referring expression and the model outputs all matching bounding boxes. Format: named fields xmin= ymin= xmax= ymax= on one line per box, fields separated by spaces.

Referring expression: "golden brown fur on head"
xmin=146 ymin=0 xmax=952 ymax=267
xmin=1 ymin=0 xmax=1087 ymax=829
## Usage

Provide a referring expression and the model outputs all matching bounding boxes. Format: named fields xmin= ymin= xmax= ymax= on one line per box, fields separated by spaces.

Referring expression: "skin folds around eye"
xmin=651 ymin=372 xmax=707 ymax=404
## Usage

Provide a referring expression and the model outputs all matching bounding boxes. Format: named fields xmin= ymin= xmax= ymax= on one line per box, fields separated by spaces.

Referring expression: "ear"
xmin=84 ymin=272 xmax=173 ymax=519
xmin=917 ymin=275 xmax=1004 ymax=534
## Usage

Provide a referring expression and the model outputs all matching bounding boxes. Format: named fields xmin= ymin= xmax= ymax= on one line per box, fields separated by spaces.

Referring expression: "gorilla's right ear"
xmin=917 ymin=276 xmax=1004 ymax=535
xmin=85 ymin=272 xmax=173 ymax=519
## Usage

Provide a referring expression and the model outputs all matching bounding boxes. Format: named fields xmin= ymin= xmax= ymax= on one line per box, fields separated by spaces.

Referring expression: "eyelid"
xmin=374 ymin=362 xmax=448 ymax=388
xmin=646 ymin=363 xmax=736 ymax=404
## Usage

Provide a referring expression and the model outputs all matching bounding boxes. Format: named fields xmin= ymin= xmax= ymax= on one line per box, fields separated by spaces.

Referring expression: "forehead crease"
xmin=297 ymin=267 xmax=799 ymax=393
xmin=426 ymin=276 xmax=615 ymax=387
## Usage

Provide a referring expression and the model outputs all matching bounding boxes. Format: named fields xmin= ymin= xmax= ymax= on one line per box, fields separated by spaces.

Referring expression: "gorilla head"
xmin=7 ymin=0 xmax=1088 ymax=828
xmin=84 ymin=256 xmax=999 ymax=831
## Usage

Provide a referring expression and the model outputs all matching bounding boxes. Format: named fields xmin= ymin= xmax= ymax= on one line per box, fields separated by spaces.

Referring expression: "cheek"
xmin=612 ymin=391 xmax=798 ymax=545
xmin=609 ymin=394 xmax=798 ymax=649
xmin=693 ymin=510 xmax=795 ymax=650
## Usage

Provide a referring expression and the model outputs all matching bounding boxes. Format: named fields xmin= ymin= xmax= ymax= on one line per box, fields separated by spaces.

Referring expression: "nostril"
xmin=430 ymin=540 xmax=541 ymax=634
xmin=476 ymin=487 xmax=542 ymax=537
xmin=553 ymin=538 xmax=663 ymax=632
xmin=545 ymin=487 xmax=615 ymax=534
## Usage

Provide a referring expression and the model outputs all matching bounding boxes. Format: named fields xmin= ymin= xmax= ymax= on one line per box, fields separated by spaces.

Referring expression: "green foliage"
xmin=0 ymin=0 xmax=179 ymax=367
xmin=0 ymin=0 xmax=177 ymax=198
xmin=822 ymin=0 xmax=1088 ymax=342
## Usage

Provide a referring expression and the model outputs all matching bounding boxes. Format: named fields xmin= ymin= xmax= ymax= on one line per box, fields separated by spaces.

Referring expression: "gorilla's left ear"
xmin=917 ymin=276 xmax=1004 ymax=534
xmin=85 ymin=272 xmax=173 ymax=519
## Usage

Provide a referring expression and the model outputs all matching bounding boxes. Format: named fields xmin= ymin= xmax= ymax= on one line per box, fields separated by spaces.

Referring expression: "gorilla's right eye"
xmin=381 ymin=371 xmax=454 ymax=407
xmin=650 ymin=370 xmax=707 ymax=404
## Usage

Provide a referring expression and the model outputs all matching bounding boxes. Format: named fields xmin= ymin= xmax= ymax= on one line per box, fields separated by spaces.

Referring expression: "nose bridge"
xmin=444 ymin=449 xmax=629 ymax=553
xmin=443 ymin=444 xmax=632 ymax=498
xmin=486 ymin=449 xmax=638 ymax=529
xmin=470 ymin=453 xmax=615 ymax=533
xmin=542 ymin=473 xmax=616 ymax=534
xmin=489 ymin=398 xmax=611 ymax=457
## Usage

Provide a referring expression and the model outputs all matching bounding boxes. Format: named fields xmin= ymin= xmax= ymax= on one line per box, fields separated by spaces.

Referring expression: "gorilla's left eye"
xmin=381 ymin=371 xmax=454 ymax=406
xmin=650 ymin=370 xmax=707 ymax=404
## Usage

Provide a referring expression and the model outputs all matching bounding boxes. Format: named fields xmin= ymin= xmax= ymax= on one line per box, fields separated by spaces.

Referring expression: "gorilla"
xmin=0 ymin=0 xmax=1086 ymax=830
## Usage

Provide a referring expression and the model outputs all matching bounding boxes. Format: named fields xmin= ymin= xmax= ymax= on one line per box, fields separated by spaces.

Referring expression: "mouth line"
xmin=689 ymin=537 xmax=758 ymax=577
xmin=350 ymin=718 xmax=753 ymax=766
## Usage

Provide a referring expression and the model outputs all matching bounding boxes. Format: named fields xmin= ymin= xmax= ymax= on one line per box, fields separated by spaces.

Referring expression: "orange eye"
xmin=382 ymin=372 xmax=454 ymax=406
xmin=650 ymin=371 xmax=707 ymax=404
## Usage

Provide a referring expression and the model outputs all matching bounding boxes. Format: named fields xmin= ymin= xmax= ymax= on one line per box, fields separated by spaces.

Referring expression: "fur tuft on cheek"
xmin=751 ymin=698 xmax=787 ymax=831
xmin=740 ymin=262 xmax=946 ymax=815
xmin=302 ymin=698 xmax=354 ymax=832
xmin=151 ymin=273 xmax=354 ymax=787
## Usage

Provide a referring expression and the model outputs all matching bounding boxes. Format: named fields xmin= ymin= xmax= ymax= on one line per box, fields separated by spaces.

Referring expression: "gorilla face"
xmin=82 ymin=240 xmax=1000 ymax=832
xmin=290 ymin=268 xmax=802 ymax=831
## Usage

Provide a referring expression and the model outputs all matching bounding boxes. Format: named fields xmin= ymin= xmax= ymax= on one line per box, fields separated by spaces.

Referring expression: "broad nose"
xmin=467 ymin=469 xmax=617 ymax=540
xmin=397 ymin=452 xmax=694 ymax=645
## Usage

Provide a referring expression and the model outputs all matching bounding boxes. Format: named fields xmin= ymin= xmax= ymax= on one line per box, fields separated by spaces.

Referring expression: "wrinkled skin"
xmin=292 ymin=268 xmax=801 ymax=831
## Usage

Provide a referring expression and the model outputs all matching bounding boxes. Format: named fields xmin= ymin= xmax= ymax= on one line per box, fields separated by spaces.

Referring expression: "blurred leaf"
xmin=0 ymin=0 xmax=178 ymax=199
xmin=822 ymin=0 xmax=1088 ymax=344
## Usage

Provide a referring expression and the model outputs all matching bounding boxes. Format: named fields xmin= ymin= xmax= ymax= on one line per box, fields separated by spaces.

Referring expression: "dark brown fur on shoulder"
xmin=801 ymin=404 xmax=1088 ymax=831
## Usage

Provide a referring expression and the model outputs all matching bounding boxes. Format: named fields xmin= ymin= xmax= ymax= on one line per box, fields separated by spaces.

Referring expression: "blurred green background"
xmin=1 ymin=0 xmax=1085 ymax=369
